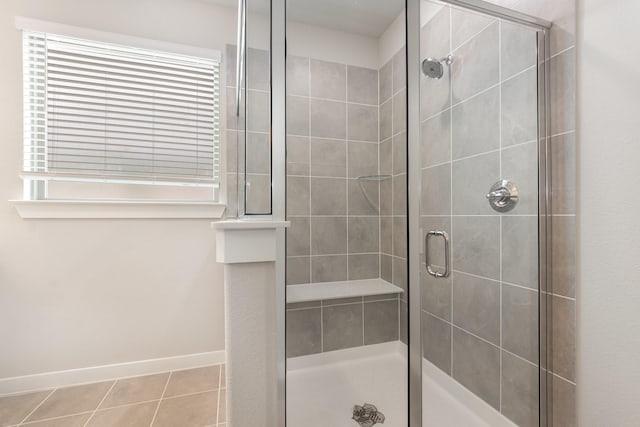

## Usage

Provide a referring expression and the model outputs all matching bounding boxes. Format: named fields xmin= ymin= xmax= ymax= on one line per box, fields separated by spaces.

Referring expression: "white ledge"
xmin=286 ymin=278 xmax=404 ymax=304
xmin=10 ymin=200 xmax=226 ymax=219
xmin=214 ymin=219 xmax=290 ymax=264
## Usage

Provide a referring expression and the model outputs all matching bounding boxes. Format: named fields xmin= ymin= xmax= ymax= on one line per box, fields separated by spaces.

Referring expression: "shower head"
xmin=422 ymin=55 xmax=453 ymax=79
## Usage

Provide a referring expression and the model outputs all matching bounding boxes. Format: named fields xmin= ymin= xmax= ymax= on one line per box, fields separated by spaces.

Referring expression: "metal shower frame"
xmin=267 ymin=0 xmax=552 ymax=425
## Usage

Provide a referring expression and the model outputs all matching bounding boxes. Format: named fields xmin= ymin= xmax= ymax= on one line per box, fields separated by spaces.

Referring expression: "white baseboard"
xmin=0 ymin=350 xmax=226 ymax=397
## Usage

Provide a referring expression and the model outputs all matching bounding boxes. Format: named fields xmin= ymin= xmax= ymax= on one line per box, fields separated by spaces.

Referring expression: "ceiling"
xmin=202 ymin=0 xmax=404 ymax=37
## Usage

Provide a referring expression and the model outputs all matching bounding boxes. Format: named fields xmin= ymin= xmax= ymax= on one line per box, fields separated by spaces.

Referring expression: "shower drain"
xmin=352 ymin=403 xmax=385 ymax=427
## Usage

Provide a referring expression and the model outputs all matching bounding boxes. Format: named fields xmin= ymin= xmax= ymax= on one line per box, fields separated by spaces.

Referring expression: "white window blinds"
xmin=22 ymin=31 xmax=221 ymax=190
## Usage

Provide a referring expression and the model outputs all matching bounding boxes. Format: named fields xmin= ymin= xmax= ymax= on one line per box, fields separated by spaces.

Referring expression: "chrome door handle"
xmin=425 ymin=231 xmax=450 ymax=278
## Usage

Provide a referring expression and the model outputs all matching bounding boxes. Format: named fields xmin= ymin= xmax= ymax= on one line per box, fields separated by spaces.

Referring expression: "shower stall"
xmin=231 ymin=0 xmax=551 ymax=425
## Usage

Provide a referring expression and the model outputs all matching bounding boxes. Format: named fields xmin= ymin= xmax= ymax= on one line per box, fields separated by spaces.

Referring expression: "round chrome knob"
xmin=486 ymin=180 xmax=518 ymax=212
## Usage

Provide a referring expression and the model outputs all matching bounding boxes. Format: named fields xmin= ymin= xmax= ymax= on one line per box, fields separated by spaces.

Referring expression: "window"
xmin=22 ymin=30 xmax=221 ymax=204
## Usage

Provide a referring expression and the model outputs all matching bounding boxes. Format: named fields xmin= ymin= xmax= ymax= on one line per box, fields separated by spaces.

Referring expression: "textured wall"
xmin=576 ymin=0 xmax=640 ymax=425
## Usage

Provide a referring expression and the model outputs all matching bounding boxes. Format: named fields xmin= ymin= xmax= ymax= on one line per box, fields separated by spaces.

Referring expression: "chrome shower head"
xmin=421 ymin=55 xmax=453 ymax=79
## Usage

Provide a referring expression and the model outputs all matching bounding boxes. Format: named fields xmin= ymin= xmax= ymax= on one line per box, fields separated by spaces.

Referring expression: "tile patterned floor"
xmin=0 ymin=364 xmax=226 ymax=427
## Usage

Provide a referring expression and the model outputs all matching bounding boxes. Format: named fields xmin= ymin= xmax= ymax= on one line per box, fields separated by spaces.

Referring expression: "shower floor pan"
xmin=286 ymin=342 xmax=516 ymax=427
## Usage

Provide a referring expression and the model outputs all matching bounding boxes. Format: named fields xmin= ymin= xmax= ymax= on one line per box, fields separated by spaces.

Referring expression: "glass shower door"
xmin=417 ymin=1 xmax=546 ymax=426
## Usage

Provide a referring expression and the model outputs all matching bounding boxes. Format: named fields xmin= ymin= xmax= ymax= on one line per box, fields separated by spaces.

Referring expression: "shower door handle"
xmin=425 ymin=231 xmax=450 ymax=278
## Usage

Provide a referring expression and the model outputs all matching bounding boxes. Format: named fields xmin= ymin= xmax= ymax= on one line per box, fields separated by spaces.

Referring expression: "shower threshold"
xmin=286 ymin=342 xmax=515 ymax=427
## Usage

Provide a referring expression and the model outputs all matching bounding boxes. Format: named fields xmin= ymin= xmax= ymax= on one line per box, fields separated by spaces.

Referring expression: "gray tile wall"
xmin=286 ymin=295 xmax=400 ymax=357
xmin=420 ymin=6 xmax=545 ymax=426
xmin=285 ymin=56 xmax=381 ymax=286
xmin=285 ymin=55 xmax=405 ymax=357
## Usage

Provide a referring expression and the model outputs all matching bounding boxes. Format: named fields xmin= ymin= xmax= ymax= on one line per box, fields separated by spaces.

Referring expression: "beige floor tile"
xmin=163 ymin=366 xmax=220 ymax=398
xmin=152 ymin=391 xmax=218 ymax=427
xmin=25 ymin=382 xmax=113 ymax=423
xmin=86 ymin=401 xmax=157 ymax=427
xmin=0 ymin=390 xmax=50 ymax=427
xmin=218 ymin=389 xmax=226 ymax=423
xmin=21 ymin=413 xmax=91 ymax=427
xmin=99 ymin=373 xmax=168 ymax=409
xmin=220 ymin=365 xmax=225 ymax=386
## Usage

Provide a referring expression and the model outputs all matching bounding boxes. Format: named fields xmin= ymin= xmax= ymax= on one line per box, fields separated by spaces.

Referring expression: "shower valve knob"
xmin=486 ymin=180 xmax=518 ymax=212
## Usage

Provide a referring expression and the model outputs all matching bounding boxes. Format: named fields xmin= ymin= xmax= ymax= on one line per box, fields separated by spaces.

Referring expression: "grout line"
xmin=149 ymin=371 xmax=171 ymax=427
xmin=451 ymin=17 xmax=496 ymax=54
xmin=216 ymin=365 xmax=223 ymax=426
xmin=548 ymin=45 xmax=574 ymax=60
xmin=18 ymin=388 xmax=56 ymax=425
xmin=82 ymin=380 xmax=117 ymax=427
xmin=20 ymin=410 xmax=94 ymax=426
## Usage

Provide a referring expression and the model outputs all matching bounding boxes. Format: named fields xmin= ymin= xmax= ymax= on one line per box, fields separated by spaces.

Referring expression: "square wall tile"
xmin=392 ymin=89 xmax=407 ymax=134
xmin=452 ymin=328 xmax=500 ymax=409
xmin=452 ymin=272 xmax=500 ymax=345
xmin=287 ymin=217 xmax=310 ymax=257
xmin=287 ymin=55 xmax=309 ymax=96
xmin=310 ymin=178 xmax=346 ymax=215
xmin=422 ymin=312 xmax=451 ymax=374
xmin=502 ymin=284 xmax=538 ymax=363
xmin=502 ymin=216 xmax=539 ymax=289
xmin=348 ymin=216 xmax=379 ymax=253
xmin=421 ymin=110 xmax=451 ymax=168
xmin=452 ymin=215 xmax=500 ymax=280
xmin=452 ymin=86 xmax=499 ymax=160
xmin=310 ymin=99 xmax=346 ymax=139
xmin=348 ymin=179 xmax=379 ymax=216
xmin=347 ymin=66 xmax=378 ymax=105
xmin=422 ymin=163 xmax=451 ymax=216
xmin=286 ymin=176 xmax=309 ymax=216
xmin=311 ymin=255 xmax=348 ymax=283
xmin=348 ymin=104 xmax=378 ymax=142
xmin=501 ymin=141 xmax=538 ymax=215
xmin=451 ymin=22 xmax=499 ymax=103
xmin=322 ymin=303 xmax=363 ymax=351
xmin=500 ymin=21 xmax=537 ymax=80
xmin=310 ymin=216 xmax=347 ymax=255
xmin=379 ymin=59 xmax=392 ymax=104
xmin=348 ymin=141 xmax=378 ymax=178
xmin=286 ymin=308 xmax=321 ymax=357
xmin=287 ymin=256 xmax=310 ymax=285
xmin=501 ymin=351 xmax=539 ymax=427
xmin=501 ymin=67 xmax=538 ymax=147
xmin=287 ymin=96 xmax=309 ymax=136
xmin=348 ymin=254 xmax=379 ymax=280
xmin=451 ymin=7 xmax=495 ymax=50
xmin=310 ymin=59 xmax=346 ymax=101
xmin=310 ymin=138 xmax=346 ymax=177
xmin=452 ymin=150 xmax=500 ymax=215
xmin=392 ymin=46 xmax=406 ymax=93
xmin=364 ymin=300 xmax=399 ymax=344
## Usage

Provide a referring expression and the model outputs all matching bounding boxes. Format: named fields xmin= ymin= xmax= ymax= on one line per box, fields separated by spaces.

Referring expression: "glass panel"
xmin=419 ymin=2 xmax=541 ymax=426
xmin=284 ymin=0 xmax=408 ymax=425
xmin=244 ymin=0 xmax=272 ymax=214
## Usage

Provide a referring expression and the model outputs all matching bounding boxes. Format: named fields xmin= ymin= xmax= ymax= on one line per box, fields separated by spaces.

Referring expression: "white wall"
xmin=0 ymin=0 xmax=236 ymax=380
xmin=576 ymin=0 xmax=640 ymax=424
xmin=0 ymin=0 xmax=386 ymax=384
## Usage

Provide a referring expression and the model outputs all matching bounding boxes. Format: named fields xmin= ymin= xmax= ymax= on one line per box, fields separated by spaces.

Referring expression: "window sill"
xmin=10 ymin=200 xmax=226 ymax=219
